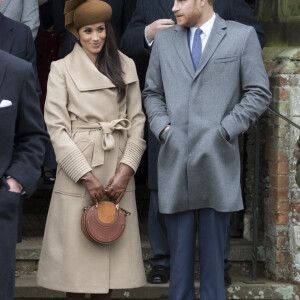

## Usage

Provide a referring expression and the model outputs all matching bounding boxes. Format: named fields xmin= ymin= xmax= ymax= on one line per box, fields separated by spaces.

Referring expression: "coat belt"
xmin=71 ymin=119 xmax=131 ymax=167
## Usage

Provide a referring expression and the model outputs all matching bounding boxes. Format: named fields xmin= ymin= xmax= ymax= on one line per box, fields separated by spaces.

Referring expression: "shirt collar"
xmin=190 ymin=12 xmax=216 ymax=37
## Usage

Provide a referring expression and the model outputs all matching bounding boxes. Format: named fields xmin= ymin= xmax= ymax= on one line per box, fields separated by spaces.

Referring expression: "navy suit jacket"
xmin=0 ymin=50 xmax=48 ymax=197
xmin=0 ymin=12 xmax=41 ymax=96
xmin=120 ymin=0 xmax=266 ymax=189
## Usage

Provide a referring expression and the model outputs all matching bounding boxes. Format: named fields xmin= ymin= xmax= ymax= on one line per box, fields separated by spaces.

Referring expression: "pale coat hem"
xmin=37 ymin=278 xmax=146 ymax=294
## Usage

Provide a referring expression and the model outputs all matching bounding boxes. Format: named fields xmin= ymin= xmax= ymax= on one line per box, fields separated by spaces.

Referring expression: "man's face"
xmin=172 ymin=0 xmax=204 ymax=27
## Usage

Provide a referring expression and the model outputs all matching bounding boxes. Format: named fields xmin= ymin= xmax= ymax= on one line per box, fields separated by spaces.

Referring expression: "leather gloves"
xmin=81 ymin=163 xmax=134 ymax=204
xmin=81 ymin=171 xmax=105 ymax=205
xmin=105 ymin=163 xmax=134 ymax=204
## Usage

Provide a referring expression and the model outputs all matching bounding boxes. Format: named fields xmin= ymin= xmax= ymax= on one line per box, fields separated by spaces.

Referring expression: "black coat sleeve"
xmin=120 ymin=0 xmax=151 ymax=58
xmin=5 ymin=64 xmax=48 ymax=197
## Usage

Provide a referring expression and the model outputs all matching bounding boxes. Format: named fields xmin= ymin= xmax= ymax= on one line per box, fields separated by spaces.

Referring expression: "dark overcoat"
xmin=121 ymin=0 xmax=266 ymax=190
xmin=0 ymin=50 xmax=47 ymax=300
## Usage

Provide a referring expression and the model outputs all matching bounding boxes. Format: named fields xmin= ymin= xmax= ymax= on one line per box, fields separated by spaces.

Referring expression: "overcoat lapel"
xmin=160 ymin=0 xmax=176 ymax=22
xmin=66 ymin=44 xmax=138 ymax=91
xmin=194 ymin=14 xmax=227 ymax=78
xmin=0 ymin=61 xmax=6 ymax=91
xmin=174 ymin=25 xmax=195 ymax=78
xmin=0 ymin=0 xmax=10 ymax=13
xmin=0 ymin=14 xmax=14 ymax=53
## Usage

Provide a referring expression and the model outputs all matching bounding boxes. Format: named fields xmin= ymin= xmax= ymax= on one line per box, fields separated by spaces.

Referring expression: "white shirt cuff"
xmin=144 ymin=28 xmax=154 ymax=47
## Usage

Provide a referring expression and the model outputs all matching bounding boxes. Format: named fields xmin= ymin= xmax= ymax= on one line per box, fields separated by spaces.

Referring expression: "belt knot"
xmin=71 ymin=118 xmax=131 ymax=167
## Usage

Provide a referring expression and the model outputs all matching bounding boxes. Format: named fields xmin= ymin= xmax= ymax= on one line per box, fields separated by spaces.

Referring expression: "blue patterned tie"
xmin=191 ymin=28 xmax=202 ymax=70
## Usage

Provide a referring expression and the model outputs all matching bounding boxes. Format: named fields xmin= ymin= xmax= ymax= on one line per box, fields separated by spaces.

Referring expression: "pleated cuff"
xmin=59 ymin=148 xmax=92 ymax=182
xmin=120 ymin=139 xmax=146 ymax=173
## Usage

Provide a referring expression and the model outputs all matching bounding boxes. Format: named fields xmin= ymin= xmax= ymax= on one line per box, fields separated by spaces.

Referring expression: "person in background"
xmin=0 ymin=8 xmax=40 ymax=95
xmin=0 ymin=49 xmax=48 ymax=300
xmin=121 ymin=0 xmax=266 ymax=285
xmin=0 ymin=0 xmax=40 ymax=40
xmin=35 ymin=0 xmax=59 ymax=184
xmin=37 ymin=1 xmax=146 ymax=299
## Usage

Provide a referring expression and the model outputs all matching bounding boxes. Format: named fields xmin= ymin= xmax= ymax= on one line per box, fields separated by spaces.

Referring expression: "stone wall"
xmin=258 ymin=0 xmax=300 ymax=46
xmin=263 ymin=47 xmax=300 ymax=287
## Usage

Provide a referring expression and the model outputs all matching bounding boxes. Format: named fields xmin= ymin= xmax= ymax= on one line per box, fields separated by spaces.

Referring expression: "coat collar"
xmin=173 ymin=25 xmax=195 ymax=78
xmin=173 ymin=14 xmax=227 ymax=78
xmin=65 ymin=43 xmax=138 ymax=91
xmin=0 ymin=13 xmax=14 ymax=53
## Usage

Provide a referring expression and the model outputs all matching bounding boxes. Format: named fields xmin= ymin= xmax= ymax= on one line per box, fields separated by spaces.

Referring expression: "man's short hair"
xmin=208 ymin=0 xmax=215 ymax=5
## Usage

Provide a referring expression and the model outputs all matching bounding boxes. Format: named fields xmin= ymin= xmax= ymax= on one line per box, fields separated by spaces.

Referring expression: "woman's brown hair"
xmin=96 ymin=21 xmax=126 ymax=102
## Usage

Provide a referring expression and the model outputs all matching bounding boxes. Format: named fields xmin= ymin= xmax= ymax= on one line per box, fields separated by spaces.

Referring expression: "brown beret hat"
xmin=64 ymin=0 xmax=112 ymax=38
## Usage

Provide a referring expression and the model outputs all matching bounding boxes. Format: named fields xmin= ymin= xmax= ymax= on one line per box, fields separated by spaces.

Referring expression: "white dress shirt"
xmin=189 ymin=13 xmax=216 ymax=52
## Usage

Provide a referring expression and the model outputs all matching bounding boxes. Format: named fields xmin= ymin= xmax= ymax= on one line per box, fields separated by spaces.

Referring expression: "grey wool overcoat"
xmin=143 ymin=14 xmax=271 ymax=214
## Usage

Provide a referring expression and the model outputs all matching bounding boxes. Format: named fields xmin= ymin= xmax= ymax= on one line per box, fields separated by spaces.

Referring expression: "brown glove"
xmin=105 ymin=163 xmax=134 ymax=204
xmin=81 ymin=171 xmax=105 ymax=204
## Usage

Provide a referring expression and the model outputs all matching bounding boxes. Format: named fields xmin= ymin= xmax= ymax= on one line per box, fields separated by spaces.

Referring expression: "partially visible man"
xmin=0 ymin=11 xmax=40 ymax=95
xmin=0 ymin=0 xmax=40 ymax=39
xmin=0 ymin=8 xmax=42 ymax=244
xmin=142 ymin=0 xmax=271 ymax=298
xmin=121 ymin=0 xmax=266 ymax=284
xmin=0 ymin=49 xmax=48 ymax=300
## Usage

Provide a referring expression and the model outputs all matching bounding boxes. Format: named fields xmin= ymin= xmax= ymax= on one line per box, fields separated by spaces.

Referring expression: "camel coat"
xmin=37 ymin=44 xmax=146 ymax=293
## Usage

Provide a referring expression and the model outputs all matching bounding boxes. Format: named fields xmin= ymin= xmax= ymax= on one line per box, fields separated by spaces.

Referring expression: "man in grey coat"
xmin=142 ymin=0 xmax=271 ymax=299
xmin=121 ymin=0 xmax=266 ymax=285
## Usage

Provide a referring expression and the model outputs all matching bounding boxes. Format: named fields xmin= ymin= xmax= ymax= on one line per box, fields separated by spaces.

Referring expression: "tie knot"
xmin=195 ymin=28 xmax=202 ymax=36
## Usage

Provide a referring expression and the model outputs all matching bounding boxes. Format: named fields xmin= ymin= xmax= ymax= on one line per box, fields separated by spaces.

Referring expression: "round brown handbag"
xmin=81 ymin=201 xmax=130 ymax=245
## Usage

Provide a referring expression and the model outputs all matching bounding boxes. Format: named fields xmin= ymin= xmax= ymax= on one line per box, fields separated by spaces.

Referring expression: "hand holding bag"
xmin=81 ymin=200 xmax=130 ymax=245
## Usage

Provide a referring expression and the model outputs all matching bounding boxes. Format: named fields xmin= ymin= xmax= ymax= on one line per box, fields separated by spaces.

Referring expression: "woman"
xmin=37 ymin=0 xmax=146 ymax=299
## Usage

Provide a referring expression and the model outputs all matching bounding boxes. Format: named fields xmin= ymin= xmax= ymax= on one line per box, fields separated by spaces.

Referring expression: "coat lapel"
xmin=194 ymin=14 xmax=227 ymax=78
xmin=174 ymin=25 xmax=195 ymax=78
xmin=66 ymin=44 xmax=138 ymax=91
xmin=0 ymin=13 xmax=14 ymax=53
xmin=160 ymin=0 xmax=176 ymax=22
xmin=0 ymin=60 xmax=7 ymax=91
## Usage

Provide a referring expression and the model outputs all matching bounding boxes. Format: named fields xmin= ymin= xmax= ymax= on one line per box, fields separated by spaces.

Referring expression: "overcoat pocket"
xmin=54 ymin=140 xmax=94 ymax=197
xmin=160 ymin=126 xmax=171 ymax=144
xmin=214 ymin=56 xmax=238 ymax=63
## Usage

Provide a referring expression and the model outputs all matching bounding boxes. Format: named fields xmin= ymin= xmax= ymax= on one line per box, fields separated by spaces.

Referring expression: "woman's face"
xmin=78 ymin=22 xmax=106 ymax=63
